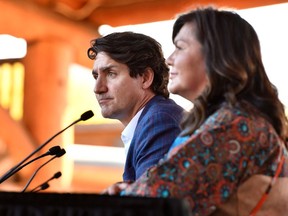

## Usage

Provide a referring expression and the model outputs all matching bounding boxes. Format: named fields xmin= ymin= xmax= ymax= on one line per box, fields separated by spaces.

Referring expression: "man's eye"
xmin=93 ymin=74 xmax=98 ymax=80
xmin=108 ymin=72 xmax=116 ymax=77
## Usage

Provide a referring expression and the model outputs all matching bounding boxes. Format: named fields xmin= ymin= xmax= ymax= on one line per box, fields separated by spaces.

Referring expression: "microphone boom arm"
xmin=21 ymin=149 xmax=66 ymax=192
xmin=0 ymin=110 xmax=94 ymax=184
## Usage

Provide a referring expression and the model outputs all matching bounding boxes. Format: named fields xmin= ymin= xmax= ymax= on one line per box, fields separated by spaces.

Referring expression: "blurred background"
xmin=0 ymin=0 xmax=287 ymax=193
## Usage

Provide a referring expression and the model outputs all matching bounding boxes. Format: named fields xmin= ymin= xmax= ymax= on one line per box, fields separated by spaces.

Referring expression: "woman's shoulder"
xmin=200 ymin=101 xmax=275 ymax=134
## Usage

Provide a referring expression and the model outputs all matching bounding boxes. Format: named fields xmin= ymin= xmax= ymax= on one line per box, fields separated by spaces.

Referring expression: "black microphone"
xmin=0 ymin=146 xmax=62 ymax=183
xmin=0 ymin=110 xmax=94 ymax=184
xmin=33 ymin=182 xmax=49 ymax=193
xmin=80 ymin=110 xmax=94 ymax=121
xmin=22 ymin=149 xmax=66 ymax=193
xmin=30 ymin=171 xmax=62 ymax=193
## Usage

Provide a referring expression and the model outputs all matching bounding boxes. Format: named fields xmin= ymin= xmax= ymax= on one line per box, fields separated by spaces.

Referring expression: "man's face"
xmin=92 ymin=52 xmax=146 ymax=125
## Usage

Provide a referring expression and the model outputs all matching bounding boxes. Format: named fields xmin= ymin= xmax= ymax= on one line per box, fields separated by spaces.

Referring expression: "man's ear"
xmin=142 ymin=67 xmax=154 ymax=89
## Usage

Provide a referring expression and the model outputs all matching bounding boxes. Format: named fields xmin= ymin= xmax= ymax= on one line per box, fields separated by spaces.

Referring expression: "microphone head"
xmin=47 ymin=146 xmax=61 ymax=155
xmin=80 ymin=110 xmax=94 ymax=121
xmin=41 ymin=183 xmax=49 ymax=190
xmin=56 ymin=149 xmax=66 ymax=157
xmin=54 ymin=171 xmax=62 ymax=179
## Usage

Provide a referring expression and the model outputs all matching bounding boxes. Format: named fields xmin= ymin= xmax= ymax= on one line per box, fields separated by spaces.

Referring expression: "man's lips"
xmin=98 ymin=97 xmax=112 ymax=105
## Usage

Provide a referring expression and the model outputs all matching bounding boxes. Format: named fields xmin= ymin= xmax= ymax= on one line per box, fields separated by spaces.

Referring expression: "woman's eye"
xmin=175 ymin=45 xmax=183 ymax=50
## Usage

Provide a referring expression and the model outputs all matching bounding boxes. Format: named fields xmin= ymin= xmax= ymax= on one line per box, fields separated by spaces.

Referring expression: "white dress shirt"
xmin=121 ymin=108 xmax=144 ymax=156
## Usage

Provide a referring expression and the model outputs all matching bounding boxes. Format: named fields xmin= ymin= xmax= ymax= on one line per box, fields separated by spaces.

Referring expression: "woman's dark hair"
xmin=174 ymin=7 xmax=288 ymax=141
xmin=87 ymin=31 xmax=170 ymax=98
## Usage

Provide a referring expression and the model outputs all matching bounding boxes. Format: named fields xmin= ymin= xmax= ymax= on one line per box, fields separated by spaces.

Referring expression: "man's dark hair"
xmin=87 ymin=31 xmax=169 ymax=98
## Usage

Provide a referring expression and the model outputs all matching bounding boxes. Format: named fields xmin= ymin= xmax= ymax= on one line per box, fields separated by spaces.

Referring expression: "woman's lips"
xmin=169 ymin=72 xmax=178 ymax=79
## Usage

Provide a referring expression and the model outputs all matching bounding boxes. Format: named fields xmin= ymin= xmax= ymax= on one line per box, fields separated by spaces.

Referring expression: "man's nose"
xmin=94 ymin=77 xmax=108 ymax=94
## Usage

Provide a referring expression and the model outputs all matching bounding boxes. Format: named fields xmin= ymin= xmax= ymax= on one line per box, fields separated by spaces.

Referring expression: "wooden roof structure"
xmin=1 ymin=0 xmax=286 ymax=68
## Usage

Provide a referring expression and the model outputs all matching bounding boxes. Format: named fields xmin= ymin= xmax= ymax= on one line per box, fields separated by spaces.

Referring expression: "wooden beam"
xmin=88 ymin=0 xmax=288 ymax=26
xmin=0 ymin=0 xmax=98 ymax=68
xmin=0 ymin=0 xmax=286 ymax=68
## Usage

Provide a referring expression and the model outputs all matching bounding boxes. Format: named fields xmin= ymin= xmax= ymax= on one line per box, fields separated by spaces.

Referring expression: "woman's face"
xmin=167 ymin=22 xmax=208 ymax=101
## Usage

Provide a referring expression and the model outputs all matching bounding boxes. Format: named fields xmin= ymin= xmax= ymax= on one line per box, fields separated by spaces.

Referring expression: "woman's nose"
xmin=166 ymin=53 xmax=174 ymax=66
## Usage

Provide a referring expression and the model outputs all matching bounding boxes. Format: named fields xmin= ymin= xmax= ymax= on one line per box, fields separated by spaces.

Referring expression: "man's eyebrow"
xmin=92 ymin=65 xmax=117 ymax=74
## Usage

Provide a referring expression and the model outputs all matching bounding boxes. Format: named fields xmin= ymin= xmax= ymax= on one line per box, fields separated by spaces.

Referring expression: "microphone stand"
xmin=0 ymin=110 xmax=94 ymax=184
xmin=0 ymin=146 xmax=62 ymax=183
xmin=30 ymin=171 xmax=62 ymax=193
xmin=22 ymin=149 xmax=66 ymax=192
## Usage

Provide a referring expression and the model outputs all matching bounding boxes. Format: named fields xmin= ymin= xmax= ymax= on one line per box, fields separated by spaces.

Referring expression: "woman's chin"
xmin=168 ymin=87 xmax=179 ymax=95
xmin=168 ymin=82 xmax=178 ymax=92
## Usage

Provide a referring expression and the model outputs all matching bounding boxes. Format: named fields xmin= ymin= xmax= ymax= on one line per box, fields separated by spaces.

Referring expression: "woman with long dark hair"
xmin=104 ymin=7 xmax=288 ymax=216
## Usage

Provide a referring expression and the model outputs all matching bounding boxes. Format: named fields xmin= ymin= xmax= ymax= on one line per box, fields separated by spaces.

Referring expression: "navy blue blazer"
xmin=123 ymin=95 xmax=183 ymax=181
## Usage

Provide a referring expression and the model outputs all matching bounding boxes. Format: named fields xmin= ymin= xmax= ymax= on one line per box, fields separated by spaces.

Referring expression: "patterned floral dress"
xmin=121 ymin=101 xmax=288 ymax=216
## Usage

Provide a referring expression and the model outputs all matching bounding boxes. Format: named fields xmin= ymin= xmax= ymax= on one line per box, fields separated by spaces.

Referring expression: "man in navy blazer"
xmin=87 ymin=32 xmax=183 ymax=181
xmin=123 ymin=95 xmax=183 ymax=180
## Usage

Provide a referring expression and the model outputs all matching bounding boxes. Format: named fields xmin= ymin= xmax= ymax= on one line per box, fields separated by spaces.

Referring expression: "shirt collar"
xmin=121 ymin=107 xmax=144 ymax=156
